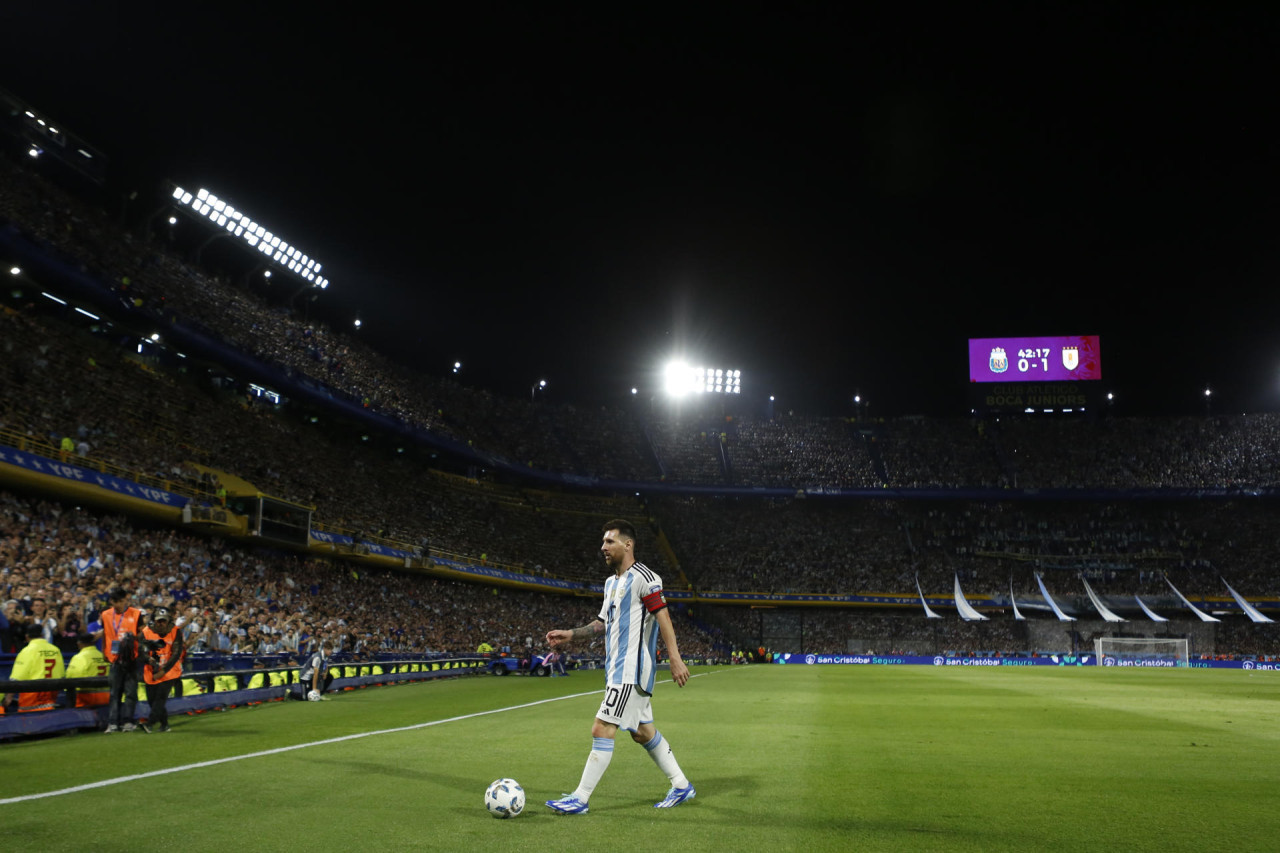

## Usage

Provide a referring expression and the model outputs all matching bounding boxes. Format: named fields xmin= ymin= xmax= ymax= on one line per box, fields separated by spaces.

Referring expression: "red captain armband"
xmin=642 ymin=590 xmax=668 ymax=614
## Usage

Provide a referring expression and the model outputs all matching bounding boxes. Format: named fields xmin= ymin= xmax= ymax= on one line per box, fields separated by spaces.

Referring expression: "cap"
xmin=153 ymin=607 xmax=171 ymax=621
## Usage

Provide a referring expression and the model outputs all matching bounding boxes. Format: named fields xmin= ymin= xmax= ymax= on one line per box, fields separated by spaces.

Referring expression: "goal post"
xmin=1094 ymin=636 xmax=1189 ymax=667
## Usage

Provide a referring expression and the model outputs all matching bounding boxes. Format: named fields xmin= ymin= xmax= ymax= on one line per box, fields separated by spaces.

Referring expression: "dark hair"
xmin=25 ymin=622 xmax=44 ymax=640
xmin=77 ymin=631 xmax=95 ymax=645
xmin=602 ymin=519 xmax=637 ymax=544
xmin=109 ymin=588 xmax=129 ymax=602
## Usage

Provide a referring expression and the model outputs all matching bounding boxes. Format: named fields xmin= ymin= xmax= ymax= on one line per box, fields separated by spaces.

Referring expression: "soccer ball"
xmin=485 ymin=778 xmax=525 ymax=819
xmin=307 ymin=690 xmax=321 ymax=702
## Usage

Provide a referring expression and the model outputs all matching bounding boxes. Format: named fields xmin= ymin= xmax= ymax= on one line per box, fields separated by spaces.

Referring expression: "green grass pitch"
xmin=2 ymin=665 xmax=1278 ymax=851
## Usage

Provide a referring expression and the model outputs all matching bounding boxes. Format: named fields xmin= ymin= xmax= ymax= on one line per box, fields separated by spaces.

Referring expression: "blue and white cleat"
xmin=654 ymin=784 xmax=696 ymax=808
xmin=546 ymin=794 xmax=590 ymax=814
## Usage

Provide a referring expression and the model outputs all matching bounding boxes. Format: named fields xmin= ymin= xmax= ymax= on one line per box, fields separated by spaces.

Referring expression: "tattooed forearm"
xmin=570 ymin=622 xmax=603 ymax=640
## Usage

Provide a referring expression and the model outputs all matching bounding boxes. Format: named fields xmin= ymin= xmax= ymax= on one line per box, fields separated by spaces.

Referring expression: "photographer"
xmin=99 ymin=588 xmax=145 ymax=733
xmin=139 ymin=608 xmax=184 ymax=733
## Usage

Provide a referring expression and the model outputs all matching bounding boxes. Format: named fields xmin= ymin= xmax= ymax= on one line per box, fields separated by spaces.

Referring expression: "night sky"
xmin=3 ymin=4 xmax=1277 ymax=417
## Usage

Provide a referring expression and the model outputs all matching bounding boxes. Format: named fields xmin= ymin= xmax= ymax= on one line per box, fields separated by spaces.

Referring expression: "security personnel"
xmin=100 ymin=588 xmax=145 ymax=732
xmin=65 ymin=632 xmax=109 ymax=708
xmin=213 ymin=666 xmax=239 ymax=693
xmin=246 ymin=659 xmax=269 ymax=690
xmin=268 ymin=664 xmax=289 ymax=688
xmin=140 ymin=608 xmax=184 ymax=733
xmin=3 ymin=624 xmax=66 ymax=712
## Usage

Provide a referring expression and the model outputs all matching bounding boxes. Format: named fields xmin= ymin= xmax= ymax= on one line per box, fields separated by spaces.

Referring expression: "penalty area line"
xmin=0 ymin=688 xmax=602 ymax=805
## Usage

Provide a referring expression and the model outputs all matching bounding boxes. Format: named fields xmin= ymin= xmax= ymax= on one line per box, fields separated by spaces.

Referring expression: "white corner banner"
xmin=916 ymin=574 xmax=942 ymax=619
xmin=1036 ymin=574 xmax=1076 ymax=622
xmin=1222 ymin=578 xmax=1274 ymax=624
xmin=1133 ymin=596 xmax=1169 ymax=623
xmin=1080 ymin=575 xmax=1126 ymax=622
xmin=1010 ymin=578 xmax=1026 ymax=621
xmin=953 ymin=574 xmax=989 ymax=622
xmin=1163 ymin=577 xmax=1220 ymax=623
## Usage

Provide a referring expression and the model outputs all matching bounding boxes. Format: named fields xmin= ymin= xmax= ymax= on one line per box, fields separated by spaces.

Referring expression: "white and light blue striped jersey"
xmin=597 ymin=561 xmax=667 ymax=693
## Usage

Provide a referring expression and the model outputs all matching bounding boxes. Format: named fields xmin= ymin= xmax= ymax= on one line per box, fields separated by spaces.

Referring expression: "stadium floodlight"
xmin=169 ymin=184 xmax=330 ymax=291
xmin=664 ymin=361 xmax=695 ymax=397
xmin=8 ymin=267 xmax=19 ymax=276
xmin=665 ymin=362 xmax=742 ymax=397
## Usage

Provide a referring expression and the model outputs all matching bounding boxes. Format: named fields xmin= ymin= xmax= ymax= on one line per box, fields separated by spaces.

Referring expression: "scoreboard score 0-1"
xmin=969 ymin=335 xmax=1101 ymax=383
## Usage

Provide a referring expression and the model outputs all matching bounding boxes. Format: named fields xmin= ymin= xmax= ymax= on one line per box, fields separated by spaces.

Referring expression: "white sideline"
xmin=0 ymin=672 xmax=719 ymax=804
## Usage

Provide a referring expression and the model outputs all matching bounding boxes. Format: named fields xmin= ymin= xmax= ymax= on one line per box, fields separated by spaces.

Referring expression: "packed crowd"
xmin=652 ymin=493 xmax=1280 ymax=604
xmin=3 ymin=152 xmax=1280 ymax=665
xmin=0 ymin=490 xmax=724 ymax=661
xmin=6 ymin=158 xmax=1280 ymax=494
xmin=3 ymin=268 xmax=1280 ymax=660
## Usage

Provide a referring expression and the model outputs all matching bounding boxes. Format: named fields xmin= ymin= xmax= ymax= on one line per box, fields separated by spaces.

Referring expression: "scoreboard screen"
xmin=969 ymin=335 xmax=1101 ymax=383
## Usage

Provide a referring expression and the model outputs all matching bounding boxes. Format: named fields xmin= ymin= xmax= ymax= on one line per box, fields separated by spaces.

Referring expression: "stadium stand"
xmin=2 ymin=129 xmax=1279 ymax=736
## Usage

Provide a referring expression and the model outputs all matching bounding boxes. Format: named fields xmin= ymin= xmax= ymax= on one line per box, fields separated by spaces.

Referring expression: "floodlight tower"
xmin=662 ymin=361 xmax=743 ymax=417
xmin=166 ymin=184 xmax=331 ymax=302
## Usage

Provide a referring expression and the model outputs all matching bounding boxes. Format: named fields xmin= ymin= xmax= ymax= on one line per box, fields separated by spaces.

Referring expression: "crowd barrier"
xmin=0 ymin=655 xmax=487 ymax=740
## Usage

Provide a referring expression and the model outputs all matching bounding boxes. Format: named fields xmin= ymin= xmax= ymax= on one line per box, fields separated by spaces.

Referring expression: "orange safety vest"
xmin=142 ymin=626 xmax=183 ymax=684
xmin=101 ymin=606 xmax=142 ymax=663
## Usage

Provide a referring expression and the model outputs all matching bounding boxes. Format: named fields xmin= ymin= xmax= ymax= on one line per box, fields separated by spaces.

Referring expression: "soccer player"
xmin=544 ymin=519 xmax=694 ymax=814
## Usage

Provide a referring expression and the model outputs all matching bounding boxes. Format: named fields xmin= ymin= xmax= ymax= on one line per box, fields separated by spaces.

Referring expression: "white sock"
xmin=641 ymin=730 xmax=689 ymax=788
xmin=571 ymin=737 xmax=614 ymax=801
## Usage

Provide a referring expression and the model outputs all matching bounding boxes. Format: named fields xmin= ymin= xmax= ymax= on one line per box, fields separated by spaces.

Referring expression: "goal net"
xmin=1094 ymin=636 xmax=1189 ymax=667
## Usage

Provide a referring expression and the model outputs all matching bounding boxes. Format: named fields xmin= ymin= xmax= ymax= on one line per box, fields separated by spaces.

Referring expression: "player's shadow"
xmin=623 ymin=774 xmax=756 ymax=811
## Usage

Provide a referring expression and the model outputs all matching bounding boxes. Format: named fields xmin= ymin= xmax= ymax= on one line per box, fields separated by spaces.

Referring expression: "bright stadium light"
xmin=170 ymin=184 xmax=330 ymax=290
xmin=665 ymin=362 xmax=741 ymax=397
xmin=664 ymin=361 xmax=695 ymax=397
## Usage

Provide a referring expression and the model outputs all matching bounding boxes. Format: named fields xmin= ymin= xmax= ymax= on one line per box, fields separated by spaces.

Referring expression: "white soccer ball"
xmin=485 ymin=778 xmax=525 ymax=819
xmin=307 ymin=690 xmax=321 ymax=702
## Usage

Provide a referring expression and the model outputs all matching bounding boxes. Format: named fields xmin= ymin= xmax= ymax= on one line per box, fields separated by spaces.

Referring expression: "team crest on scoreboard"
xmin=989 ymin=347 xmax=1008 ymax=374
xmin=1062 ymin=346 xmax=1079 ymax=370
